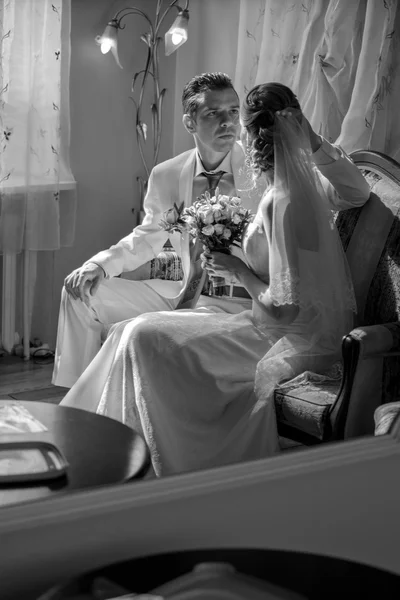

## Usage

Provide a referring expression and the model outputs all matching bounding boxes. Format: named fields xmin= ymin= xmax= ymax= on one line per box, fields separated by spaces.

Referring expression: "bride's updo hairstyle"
xmin=241 ymin=82 xmax=300 ymax=178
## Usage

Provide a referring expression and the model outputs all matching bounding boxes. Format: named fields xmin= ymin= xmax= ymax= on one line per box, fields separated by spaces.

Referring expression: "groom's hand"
xmin=64 ymin=262 xmax=105 ymax=303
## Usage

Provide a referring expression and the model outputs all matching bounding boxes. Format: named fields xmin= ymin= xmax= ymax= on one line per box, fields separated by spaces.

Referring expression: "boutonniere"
xmin=159 ymin=201 xmax=186 ymax=233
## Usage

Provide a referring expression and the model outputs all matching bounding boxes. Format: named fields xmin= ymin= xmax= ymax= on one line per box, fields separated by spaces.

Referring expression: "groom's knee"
xmin=60 ymin=285 xmax=101 ymax=327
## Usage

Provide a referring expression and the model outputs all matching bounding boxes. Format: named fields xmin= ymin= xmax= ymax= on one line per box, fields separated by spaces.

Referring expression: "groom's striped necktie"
xmin=201 ymin=170 xmax=225 ymax=197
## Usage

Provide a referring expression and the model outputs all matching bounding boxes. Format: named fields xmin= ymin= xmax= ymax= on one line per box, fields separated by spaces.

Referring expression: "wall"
xmin=31 ymin=0 xmax=177 ymax=347
xmin=172 ymin=0 xmax=241 ymax=156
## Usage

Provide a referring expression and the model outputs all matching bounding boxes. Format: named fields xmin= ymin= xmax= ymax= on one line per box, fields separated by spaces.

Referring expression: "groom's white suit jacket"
xmin=89 ymin=141 xmax=264 ymax=300
xmin=89 ymin=139 xmax=370 ymax=301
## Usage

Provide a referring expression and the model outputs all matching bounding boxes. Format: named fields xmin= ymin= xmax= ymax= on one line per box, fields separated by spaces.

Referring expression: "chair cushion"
xmin=274 ymin=365 xmax=342 ymax=440
xmin=150 ymin=251 xmax=183 ymax=281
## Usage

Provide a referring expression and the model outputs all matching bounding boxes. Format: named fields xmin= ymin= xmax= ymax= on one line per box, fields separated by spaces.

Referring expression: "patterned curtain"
xmin=234 ymin=0 xmax=400 ymax=159
xmin=0 ymin=0 xmax=76 ymax=253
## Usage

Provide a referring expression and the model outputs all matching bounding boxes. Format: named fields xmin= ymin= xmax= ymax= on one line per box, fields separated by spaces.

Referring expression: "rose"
xmin=202 ymin=224 xmax=215 ymax=236
xmin=214 ymin=223 xmax=225 ymax=235
xmin=224 ymin=207 xmax=234 ymax=219
xmin=222 ymin=228 xmax=232 ymax=239
xmin=182 ymin=215 xmax=197 ymax=228
xmin=232 ymin=213 xmax=242 ymax=225
xmin=200 ymin=208 xmax=215 ymax=225
xmin=213 ymin=207 xmax=223 ymax=221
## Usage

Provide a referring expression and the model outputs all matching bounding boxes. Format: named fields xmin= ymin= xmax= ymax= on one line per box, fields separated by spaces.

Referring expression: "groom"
xmin=53 ymin=72 xmax=263 ymax=388
xmin=53 ymin=72 xmax=370 ymax=388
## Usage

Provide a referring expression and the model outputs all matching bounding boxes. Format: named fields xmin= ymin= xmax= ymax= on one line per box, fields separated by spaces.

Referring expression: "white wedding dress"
xmin=61 ymin=195 xmax=353 ymax=476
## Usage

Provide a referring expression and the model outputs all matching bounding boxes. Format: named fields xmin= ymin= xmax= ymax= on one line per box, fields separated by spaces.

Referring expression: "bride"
xmin=61 ymin=83 xmax=368 ymax=476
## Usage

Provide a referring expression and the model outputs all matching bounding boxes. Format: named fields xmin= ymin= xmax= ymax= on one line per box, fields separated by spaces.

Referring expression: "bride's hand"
xmin=300 ymin=113 xmax=322 ymax=152
xmin=200 ymin=249 xmax=245 ymax=279
xmin=277 ymin=109 xmax=322 ymax=152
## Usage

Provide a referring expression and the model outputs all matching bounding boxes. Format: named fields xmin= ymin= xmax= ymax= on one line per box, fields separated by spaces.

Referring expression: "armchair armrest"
xmin=330 ymin=322 xmax=400 ymax=439
xmin=344 ymin=322 xmax=400 ymax=358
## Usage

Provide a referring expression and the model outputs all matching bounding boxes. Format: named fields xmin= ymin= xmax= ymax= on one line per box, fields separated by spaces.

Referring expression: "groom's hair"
xmin=182 ymin=72 xmax=236 ymax=119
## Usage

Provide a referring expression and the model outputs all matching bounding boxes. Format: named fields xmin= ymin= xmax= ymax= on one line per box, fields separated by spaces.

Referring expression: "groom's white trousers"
xmin=52 ymin=277 xmax=249 ymax=388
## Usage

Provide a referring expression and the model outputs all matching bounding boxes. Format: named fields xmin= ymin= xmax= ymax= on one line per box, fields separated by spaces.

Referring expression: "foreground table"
xmin=0 ymin=400 xmax=150 ymax=507
xmin=41 ymin=549 xmax=400 ymax=600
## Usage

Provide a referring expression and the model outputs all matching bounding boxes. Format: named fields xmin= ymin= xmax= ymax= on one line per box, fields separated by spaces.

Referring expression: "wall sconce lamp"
xmin=165 ymin=7 xmax=189 ymax=55
xmin=95 ymin=1 xmax=190 ymax=222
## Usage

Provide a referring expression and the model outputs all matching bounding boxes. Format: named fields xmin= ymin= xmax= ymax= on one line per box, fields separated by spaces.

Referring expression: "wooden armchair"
xmin=276 ymin=151 xmax=400 ymax=444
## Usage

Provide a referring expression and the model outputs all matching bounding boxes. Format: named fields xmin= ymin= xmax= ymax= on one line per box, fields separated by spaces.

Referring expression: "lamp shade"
xmin=95 ymin=19 xmax=122 ymax=68
xmin=165 ymin=9 xmax=189 ymax=56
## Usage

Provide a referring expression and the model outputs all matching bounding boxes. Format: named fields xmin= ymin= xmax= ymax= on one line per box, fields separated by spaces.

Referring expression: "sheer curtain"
xmin=172 ymin=0 xmax=400 ymax=158
xmin=234 ymin=0 xmax=400 ymax=159
xmin=0 ymin=0 xmax=76 ymax=355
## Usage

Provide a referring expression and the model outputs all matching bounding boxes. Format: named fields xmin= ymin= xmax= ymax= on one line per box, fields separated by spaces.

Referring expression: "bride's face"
xmin=187 ymin=87 xmax=240 ymax=154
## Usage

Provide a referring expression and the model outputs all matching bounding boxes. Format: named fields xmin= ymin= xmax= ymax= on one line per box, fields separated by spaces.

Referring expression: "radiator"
xmin=1 ymin=251 xmax=36 ymax=360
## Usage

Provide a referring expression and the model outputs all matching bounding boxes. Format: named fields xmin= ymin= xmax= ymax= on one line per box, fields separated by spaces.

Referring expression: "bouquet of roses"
xmin=160 ymin=188 xmax=253 ymax=289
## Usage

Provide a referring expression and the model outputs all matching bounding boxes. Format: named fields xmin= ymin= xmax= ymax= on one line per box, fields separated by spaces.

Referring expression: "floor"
xmin=0 ymin=354 xmax=68 ymax=404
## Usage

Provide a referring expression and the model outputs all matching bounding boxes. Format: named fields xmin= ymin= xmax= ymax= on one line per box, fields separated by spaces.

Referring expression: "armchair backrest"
xmin=335 ymin=151 xmax=400 ymax=328
xmin=335 ymin=151 xmax=400 ymax=409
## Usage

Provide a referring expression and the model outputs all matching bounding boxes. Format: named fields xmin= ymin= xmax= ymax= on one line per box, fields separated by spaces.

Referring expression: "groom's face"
xmin=185 ymin=87 xmax=240 ymax=154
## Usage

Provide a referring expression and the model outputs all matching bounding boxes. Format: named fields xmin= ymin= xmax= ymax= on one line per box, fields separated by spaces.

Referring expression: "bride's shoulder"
xmin=257 ymin=188 xmax=274 ymax=225
xmin=259 ymin=186 xmax=282 ymax=210
xmin=259 ymin=187 xmax=274 ymax=206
